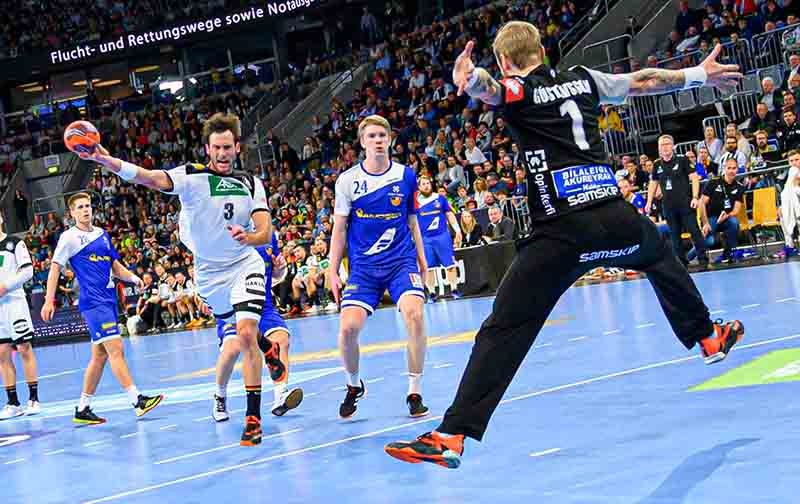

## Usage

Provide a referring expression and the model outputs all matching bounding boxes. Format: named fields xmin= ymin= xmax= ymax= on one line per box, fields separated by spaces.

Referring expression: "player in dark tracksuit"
xmin=385 ymin=22 xmax=746 ymax=468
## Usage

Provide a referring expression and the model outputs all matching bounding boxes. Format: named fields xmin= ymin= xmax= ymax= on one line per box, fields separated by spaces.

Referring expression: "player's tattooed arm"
xmin=627 ymin=69 xmax=687 ymax=95
xmin=463 ymin=68 xmax=503 ymax=105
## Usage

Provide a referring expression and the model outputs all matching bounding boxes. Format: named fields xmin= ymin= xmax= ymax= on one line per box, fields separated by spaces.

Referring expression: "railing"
xmin=582 ymin=34 xmax=632 ymax=74
xmin=501 ymin=196 xmax=532 ymax=239
xmin=558 ymin=0 xmax=614 ymax=61
xmin=752 ymin=23 xmax=800 ymax=69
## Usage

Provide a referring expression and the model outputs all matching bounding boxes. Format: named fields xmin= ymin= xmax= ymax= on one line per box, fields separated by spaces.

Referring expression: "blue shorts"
xmin=423 ymin=234 xmax=456 ymax=269
xmin=217 ymin=303 xmax=289 ymax=348
xmin=82 ymin=303 xmax=121 ymax=344
xmin=341 ymin=259 xmax=425 ymax=315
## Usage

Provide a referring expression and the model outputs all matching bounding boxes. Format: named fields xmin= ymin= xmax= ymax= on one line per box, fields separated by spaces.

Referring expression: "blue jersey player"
xmin=214 ymin=232 xmax=303 ymax=420
xmin=415 ymin=175 xmax=463 ymax=301
xmin=329 ymin=115 xmax=430 ymax=419
xmin=41 ymin=193 xmax=164 ymax=425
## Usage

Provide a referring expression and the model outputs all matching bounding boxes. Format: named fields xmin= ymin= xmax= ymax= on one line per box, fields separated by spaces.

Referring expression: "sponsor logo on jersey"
xmin=101 ymin=322 xmax=116 ymax=330
xmin=579 ymin=244 xmax=640 ymax=262
xmin=502 ymin=78 xmax=525 ymax=103
xmin=567 ymin=185 xmax=619 ymax=206
xmin=419 ymin=210 xmax=440 ymax=216
xmin=364 ymin=228 xmax=396 ymax=255
xmin=390 ymin=196 xmax=402 ymax=206
xmin=209 ymin=175 xmax=249 ymax=197
xmin=344 ymin=283 xmax=359 ymax=292
xmin=552 ymin=165 xmax=617 ymax=197
xmin=88 ymin=254 xmax=112 ymax=262
xmin=354 ymin=208 xmax=401 ymax=220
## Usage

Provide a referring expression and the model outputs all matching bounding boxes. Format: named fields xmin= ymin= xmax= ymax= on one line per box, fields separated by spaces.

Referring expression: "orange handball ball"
xmin=63 ymin=120 xmax=100 ymax=154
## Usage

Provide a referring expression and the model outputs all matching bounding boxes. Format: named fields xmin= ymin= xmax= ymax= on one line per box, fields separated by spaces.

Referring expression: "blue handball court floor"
xmin=3 ymin=262 xmax=800 ymax=503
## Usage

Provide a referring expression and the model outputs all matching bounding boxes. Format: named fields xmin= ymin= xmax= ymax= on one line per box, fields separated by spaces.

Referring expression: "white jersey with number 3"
xmin=163 ymin=163 xmax=269 ymax=267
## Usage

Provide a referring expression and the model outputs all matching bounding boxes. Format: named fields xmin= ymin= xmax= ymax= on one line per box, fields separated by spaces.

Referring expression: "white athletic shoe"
xmin=271 ymin=388 xmax=303 ymax=417
xmin=0 ymin=404 xmax=25 ymax=420
xmin=25 ymin=400 xmax=41 ymax=415
xmin=212 ymin=394 xmax=230 ymax=422
xmin=324 ymin=302 xmax=339 ymax=312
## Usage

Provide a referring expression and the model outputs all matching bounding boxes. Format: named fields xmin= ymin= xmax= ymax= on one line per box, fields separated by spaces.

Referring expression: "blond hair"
xmin=358 ymin=115 xmax=391 ymax=141
xmin=460 ymin=210 xmax=476 ymax=234
xmin=68 ymin=192 xmax=91 ymax=209
xmin=492 ymin=21 xmax=542 ymax=69
xmin=202 ymin=112 xmax=241 ymax=143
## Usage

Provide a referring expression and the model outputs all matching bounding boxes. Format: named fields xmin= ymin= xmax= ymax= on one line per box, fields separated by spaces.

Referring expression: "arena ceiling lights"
xmin=94 ymin=79 xmax=123 ymax=88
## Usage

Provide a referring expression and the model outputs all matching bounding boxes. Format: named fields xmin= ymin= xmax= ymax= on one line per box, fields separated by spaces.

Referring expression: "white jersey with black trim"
xmin=0 ymin=236 xmax=33 ymax=303
xmin=163 ymin=163 xmax=269 ymax=268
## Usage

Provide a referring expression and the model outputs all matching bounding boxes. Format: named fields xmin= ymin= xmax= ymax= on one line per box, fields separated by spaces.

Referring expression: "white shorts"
xmin=195 ymin=250 xmax=266 ymax=324
xmin=0 ymin=297 xmax=35 ymax=346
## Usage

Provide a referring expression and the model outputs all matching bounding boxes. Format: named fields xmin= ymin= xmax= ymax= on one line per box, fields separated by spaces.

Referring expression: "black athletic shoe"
xmin=74 ymin=406 xmax=106 ymax=425
xmin=263 ymin=340 xmax=287 ymax=383
xmin=134 ymin=394 xmax=164 ymax=417
xmin=240 ymin=416 xmax=262 ymax=446
xmin=271 ymin=388 xmax=304 ymax=417
xmin=339 ymin=380 xmax=367 ymax=419
xmin=406 ymin=393 xmax=430 ymax=418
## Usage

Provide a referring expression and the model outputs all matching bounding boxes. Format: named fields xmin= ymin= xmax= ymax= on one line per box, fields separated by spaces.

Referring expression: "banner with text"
xmin=49 ymin=0 xmax=317 ymax=66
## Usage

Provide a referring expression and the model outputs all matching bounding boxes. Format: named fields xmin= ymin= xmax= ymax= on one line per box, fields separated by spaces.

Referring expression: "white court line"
xmin=83 ymin=441 xmax=107 ymax=448
xmin=159 ymin=424 xmax=178 ymax=431
xmin=17 ymin=368 xmax=82 ymax=384
xmin=330 ymin=386 xmax=347 ymax=392
xmin=192 ymin=417 xmax=211 ymax=423
xmin=568 ymin=337 xmax=587 ymax=342
xmin=635 ymin=323 xmax=656 ymax=329
xmin=45 ymin=449 xmax=66 ymax=456
xmin=83 ymin=333 xmax=800 ymax=504
xmin=777 ymin=297 xmax=796 ymax=303
xmin=304 ymin=392 xmax=322 ymax=398
xmin=433 ymin=363 xmax=455 ymax=369
xmin=535 ymin=343 xmax=553 ymax=348
xmin=529 ymin=448 xmax=561 ymax=458
xmin=742 ymin=304 xmax=761 ymax=309
xmin=141 ymin=342 xmax=217 ymax=358
xmin=710 ymin=309 xmax=727 ymax=315
xmin=602 ymin=330 xmax=621 ymax=335
xmin=154 ymin=429 xmax=302 ymax=465
xmin=229 ymin=408 xmax=245 ymax=414
xmin=4 ymin=458 xmax=25 ymax=465
xmin=120 ymin=433 xmax=139 ymax=439
xmin=365 ymin=378 xmax=384 ymax=384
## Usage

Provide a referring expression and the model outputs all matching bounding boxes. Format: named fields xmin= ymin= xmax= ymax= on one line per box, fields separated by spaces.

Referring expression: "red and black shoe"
xmin=240 ymin=415 xmax=263 ymax=446
xmin=385 ymin=431 xmax=464 ymax=469
xmin=263 ymin=340 xmax=287 ymax=383
xmin=700 ymin=320 xmax=745 ymax=364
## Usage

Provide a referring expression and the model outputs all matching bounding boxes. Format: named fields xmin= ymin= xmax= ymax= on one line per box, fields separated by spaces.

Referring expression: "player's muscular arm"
xmin=81 ymin=145 xmax=173 ymax=191
xmin=328 ymin=215 xmax=348 ymax=277
xmin=462 ymin=68 xmax=503 ymax=106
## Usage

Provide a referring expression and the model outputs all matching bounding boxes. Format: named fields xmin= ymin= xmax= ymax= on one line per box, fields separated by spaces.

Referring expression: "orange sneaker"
xmin=385 ymin=431 xmax=464 ymax=468
xmin=240 ymin=416 xmax=262 ymax=446
xmin=700 ymin=320 xmax=745 ymax=365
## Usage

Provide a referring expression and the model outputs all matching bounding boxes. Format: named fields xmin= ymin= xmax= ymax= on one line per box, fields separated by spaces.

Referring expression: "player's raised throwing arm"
xmin=453 ymin=41 xmax=502 ymax=105
xmin=78 ymin=145 xmax=174 ymax=192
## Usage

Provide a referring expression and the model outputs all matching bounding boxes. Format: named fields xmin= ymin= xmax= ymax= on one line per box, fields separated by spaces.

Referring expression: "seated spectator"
xmin=778 ymin=109 xmax=800 ymax=152
xmin=717 ymin=135 xmax=749 ymax=173
xmin=484 ymin=206 xmax=515 ymax=242
xmin=691 ymin=159 xmax=744 ymax=263
xmin=459 ymin=210 xmax=484 ymax=247
xmin=697 ymin=145 xmax=720 ymax=179
xmin=619 ymin=178 xmax=646 ymax=213
xmin=749 ymin=102 xmax=778 ymax=136
xmin=697 ymin=126 xmax=724 ymax=162
xmin=759 ymin=77 xmax=782 ymax=113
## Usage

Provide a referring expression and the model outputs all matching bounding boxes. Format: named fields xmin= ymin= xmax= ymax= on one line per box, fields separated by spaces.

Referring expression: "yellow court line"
xmin=160 ymin=316 xmax=572 ymax=382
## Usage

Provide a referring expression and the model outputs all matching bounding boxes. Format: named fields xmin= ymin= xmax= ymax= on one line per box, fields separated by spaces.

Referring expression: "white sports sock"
xmin=346 ymin=371 xmax=361 ymax=388
xmin=216 ymin=383 xmax=227 ymax=398
xmin=78 ymin=393 xmax=93 ymax=411
xmin=273 ymin=381 xmax=288 ymax=402
xmin=126 ymin=385 xmax=140 ymax=406
xmin=408 ymin=373 xmax=422 ymax=396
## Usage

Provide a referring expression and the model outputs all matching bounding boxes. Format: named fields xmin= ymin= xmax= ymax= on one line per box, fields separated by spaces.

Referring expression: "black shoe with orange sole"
xmin=385 ymin=431 xmax=464 ymax=469
xmin=240 ymin=415 xmax=263 ymax=446
xmin=263 ymin=340 xmax=287 ymax=383
xmin=700 ymin=320 xmax=745 ymax=364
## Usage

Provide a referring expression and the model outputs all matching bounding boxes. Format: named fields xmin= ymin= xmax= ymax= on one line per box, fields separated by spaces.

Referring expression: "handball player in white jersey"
xmin=78 ymin=113 xmax=275 ymax=446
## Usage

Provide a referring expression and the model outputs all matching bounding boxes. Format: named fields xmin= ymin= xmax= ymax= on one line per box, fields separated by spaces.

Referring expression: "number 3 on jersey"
xmin=559 ymin=99 xmax=590 ymax=151
xmin=224 ymin=203 xmax=234 ymax=219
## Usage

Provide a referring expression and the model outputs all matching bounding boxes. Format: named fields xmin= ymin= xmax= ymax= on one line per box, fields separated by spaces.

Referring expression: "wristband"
xmin=117 ymin=161 xmax=138 ymax=181
xmin=683 ymin=66 xmax=707 ymax=89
